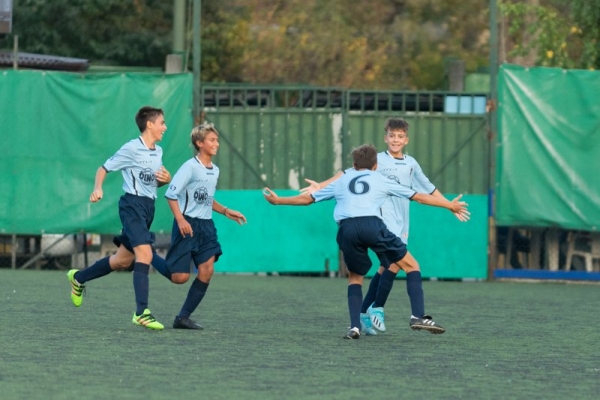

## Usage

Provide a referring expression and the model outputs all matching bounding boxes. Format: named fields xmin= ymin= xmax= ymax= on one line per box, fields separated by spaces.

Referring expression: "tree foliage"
xmin=4 ymin=0 xmax=492 ymax=89
xmin=499 ymin=0 xmax=600 ymax=69
xmin=6 ymin=0 xmax=172 ymax=67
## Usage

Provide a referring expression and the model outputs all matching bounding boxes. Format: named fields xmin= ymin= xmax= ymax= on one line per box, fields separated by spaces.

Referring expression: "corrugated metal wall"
xmin=202 ymin=85 xmax=489 ymax=194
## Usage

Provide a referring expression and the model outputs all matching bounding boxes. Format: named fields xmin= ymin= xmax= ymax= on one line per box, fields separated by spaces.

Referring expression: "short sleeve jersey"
xmin=103 ymin=137 xmax=163 ymax=200
xmin=164 ymin=157 xmax=220 ymax=220
xmin=376 ymin=151 xmax=435 ymax=243
xmin=312 ymin=168 xmax=416 ymax=223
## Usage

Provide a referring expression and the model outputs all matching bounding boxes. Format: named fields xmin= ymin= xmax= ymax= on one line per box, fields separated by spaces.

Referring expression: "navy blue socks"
xmin=133 ymin=262 xmax=150 ymax=315
xmin=361 ymin=272 xmax=381 ymax=312
xmin=347 ymin=284 xmax=363 ymax=330
xmin=406 ymin=271 xmax=425 ymax=317
xmin=74 ymin=256 xmax=113 ymax=284
xmin=151 ymin=252 xmax=171 ymax=280
xmin=179 ymin=279 xmax=209 ymax=318
xmin=373 ymin=268 xmax=397 ymax=308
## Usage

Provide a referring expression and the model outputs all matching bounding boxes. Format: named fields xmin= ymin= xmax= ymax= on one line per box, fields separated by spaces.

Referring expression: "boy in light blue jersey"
xmin=263 ymin=144 xmax=469 ymax=339
xmin=162 ymin=123 xmax=246 ymax=330
xmin=302 ymin=118 xmax=469 ymax=335
xmin=66 ymin=106 xmax=172 ymax=330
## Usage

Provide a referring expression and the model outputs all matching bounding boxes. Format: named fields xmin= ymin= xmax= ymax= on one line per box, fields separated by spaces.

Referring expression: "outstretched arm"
xmin=299 ymin=171 xmax=343 ymax=195
xmin=212 ymin=199 xmax=247 ymax=225
xmin=411 ymin=192 xmax=469 ymax=219
xmin=263 ymin=188 xmax=315 ymax=205
xmin=431 ymin=189 xmax=470 ymax=222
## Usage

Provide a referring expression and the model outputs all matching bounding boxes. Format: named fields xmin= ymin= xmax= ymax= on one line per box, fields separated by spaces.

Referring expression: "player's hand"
xmin=299 ymin=178 xmax=321 ymax=195
xmin=224 ymin=209 xmax=247 ymax=225
xmin=176 ymin=217 xmax=193 ymax=237
xmin=263 ymin=187 xmax=280 ymax=205
xmin=449 ymin=194 xmax=470 ymax=221
xmin=156 ymin=166 xmax=171 ymax=185
xmin=90 ymin=189 xmax=103 ymax=203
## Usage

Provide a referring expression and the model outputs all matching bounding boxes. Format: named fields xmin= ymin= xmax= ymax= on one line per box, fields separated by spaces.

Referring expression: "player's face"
xmin=148 ymin=115 xmax=167 ymax=142
xmin=384 ymin=129 xmax=409 ymax=157
xmin=199 ymin=132 xmax=219 ymax=156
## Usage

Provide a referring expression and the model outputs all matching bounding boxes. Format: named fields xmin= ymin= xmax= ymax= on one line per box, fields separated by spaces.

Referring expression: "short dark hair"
xmin=135 ymin=106 xmax=164 ymax=133
xmin=351 ymin=144 xmax=377 ymax=170
xmin=384 ymin=117 xmax=409 ymax=133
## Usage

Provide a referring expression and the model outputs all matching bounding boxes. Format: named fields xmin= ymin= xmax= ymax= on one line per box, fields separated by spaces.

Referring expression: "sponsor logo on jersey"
xmin=193 ymin=187 xmax=213 ymax=205
xmin=139 ymin=168 xmax=156 ymax=186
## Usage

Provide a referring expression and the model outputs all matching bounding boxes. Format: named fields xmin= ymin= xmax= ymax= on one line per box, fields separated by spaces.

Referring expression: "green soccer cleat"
xmin=67 ymin=269 xmax=85 ymax=307
xmin=132 ymin=309 xmax=164 ymax=331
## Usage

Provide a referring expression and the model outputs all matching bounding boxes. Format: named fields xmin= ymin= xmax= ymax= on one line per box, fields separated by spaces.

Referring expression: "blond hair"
xmin=190 ymin=123 xmax=219 ymax=151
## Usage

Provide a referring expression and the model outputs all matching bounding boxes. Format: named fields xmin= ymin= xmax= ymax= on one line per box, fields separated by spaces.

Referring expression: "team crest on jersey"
xmin=193 ymin=187 xmax=212 ymax=205
xmin=387 ymin=175 xmax=410 ymax=188
xmin=139 ymin=168 xmax=156 ymax=186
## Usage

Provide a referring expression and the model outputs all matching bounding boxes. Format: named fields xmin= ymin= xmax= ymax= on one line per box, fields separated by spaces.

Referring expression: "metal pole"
xmin=11 ymin=234 xmax=16 ymax=269
xmin=193 ymin=0 xmax=201 ymax=124
xmin=488 ymin=0 xmax=499 ymax=279
xmin=173 ymin=0 xmax=186 ymax=53
xmin=12 ymin=34 xmax=18 ymax=69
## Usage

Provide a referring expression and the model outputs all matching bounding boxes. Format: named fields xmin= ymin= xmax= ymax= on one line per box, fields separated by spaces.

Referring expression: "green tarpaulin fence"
xmin=1 ymin=70 xmax=194 ymax=234
xmin=496 ymin=64 xmax=600 ymax=231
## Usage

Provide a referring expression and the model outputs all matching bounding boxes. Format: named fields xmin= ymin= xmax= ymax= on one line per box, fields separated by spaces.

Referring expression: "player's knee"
xmin=110 ymin=255 xmax=134 ymax=270
xmin=388 ymin=264 xmax=401 ymax=273
xmin=403 ymin=262 xmax=420 ymax=273
xmin=170 ymin=273 xmax=189 ymax=284
xmin=198 ymin=263 xmax=214 ymax=278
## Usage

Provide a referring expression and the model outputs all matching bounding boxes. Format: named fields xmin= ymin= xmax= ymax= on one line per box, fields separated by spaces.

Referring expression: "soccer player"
xmin=161 ymin=123 xmax=246 ymax=330
xmin=66 ymin=106 xmax=171 ymax=330
xmin=301 ymin=118 xmax=469 ymax=335
xmin=263 ymin=144 xmax=469 ymax=339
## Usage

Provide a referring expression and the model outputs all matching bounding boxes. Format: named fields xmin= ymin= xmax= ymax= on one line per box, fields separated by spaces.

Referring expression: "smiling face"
xmin=197 ymin=131 xmax=220 ymax=157
xmin=384 ymin=128 xmax=409 ymax=158
xmin=147 ymin=114 xmax=167 ymax=143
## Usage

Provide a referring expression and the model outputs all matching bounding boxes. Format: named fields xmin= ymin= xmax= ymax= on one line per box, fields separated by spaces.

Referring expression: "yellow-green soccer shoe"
xmin=132 ymin=309 xmax=164 ymax=331
xmin=66 ymin=269 xmax=85 ymax=307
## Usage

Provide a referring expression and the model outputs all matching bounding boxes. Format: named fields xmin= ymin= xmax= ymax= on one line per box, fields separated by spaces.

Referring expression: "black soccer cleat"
xmin=344 ymin=327 xmax=361 ymax=339
xmin=410 ymin=315 xmax=445 ymax=334
xmin=173 ymin=316 xmax=203 ymax=330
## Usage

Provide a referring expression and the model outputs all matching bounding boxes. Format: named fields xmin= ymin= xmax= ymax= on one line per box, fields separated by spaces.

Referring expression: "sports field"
xmin=1 ymin=270 xmax=598 ymax=399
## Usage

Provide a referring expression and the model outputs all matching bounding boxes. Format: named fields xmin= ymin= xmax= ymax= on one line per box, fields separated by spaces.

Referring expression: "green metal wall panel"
xmin=205 ymin=111 xmax=341 ymax=189
xmin=345 ymin=115 xmax=488 ymax=194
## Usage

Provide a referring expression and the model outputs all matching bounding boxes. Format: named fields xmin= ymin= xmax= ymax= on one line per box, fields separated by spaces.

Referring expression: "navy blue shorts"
xmin=114 ymin=193 xmax=156 ymax=251
xmin=165 ymin=216 xmax=222 ymax=274
xmin=337 ymin=216 xmax=407 ymax=276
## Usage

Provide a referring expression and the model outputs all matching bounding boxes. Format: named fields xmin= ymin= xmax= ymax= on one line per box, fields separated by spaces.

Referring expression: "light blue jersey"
xmin=103 ymin=137 xmax=163 ymax=200
xmin=376 ymin=151 xmax=435 ymax=244
xmin=165 ymin=157 xmax=220 ymax=220
xmin=312 ymin=168 xmax=417 ymax=223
